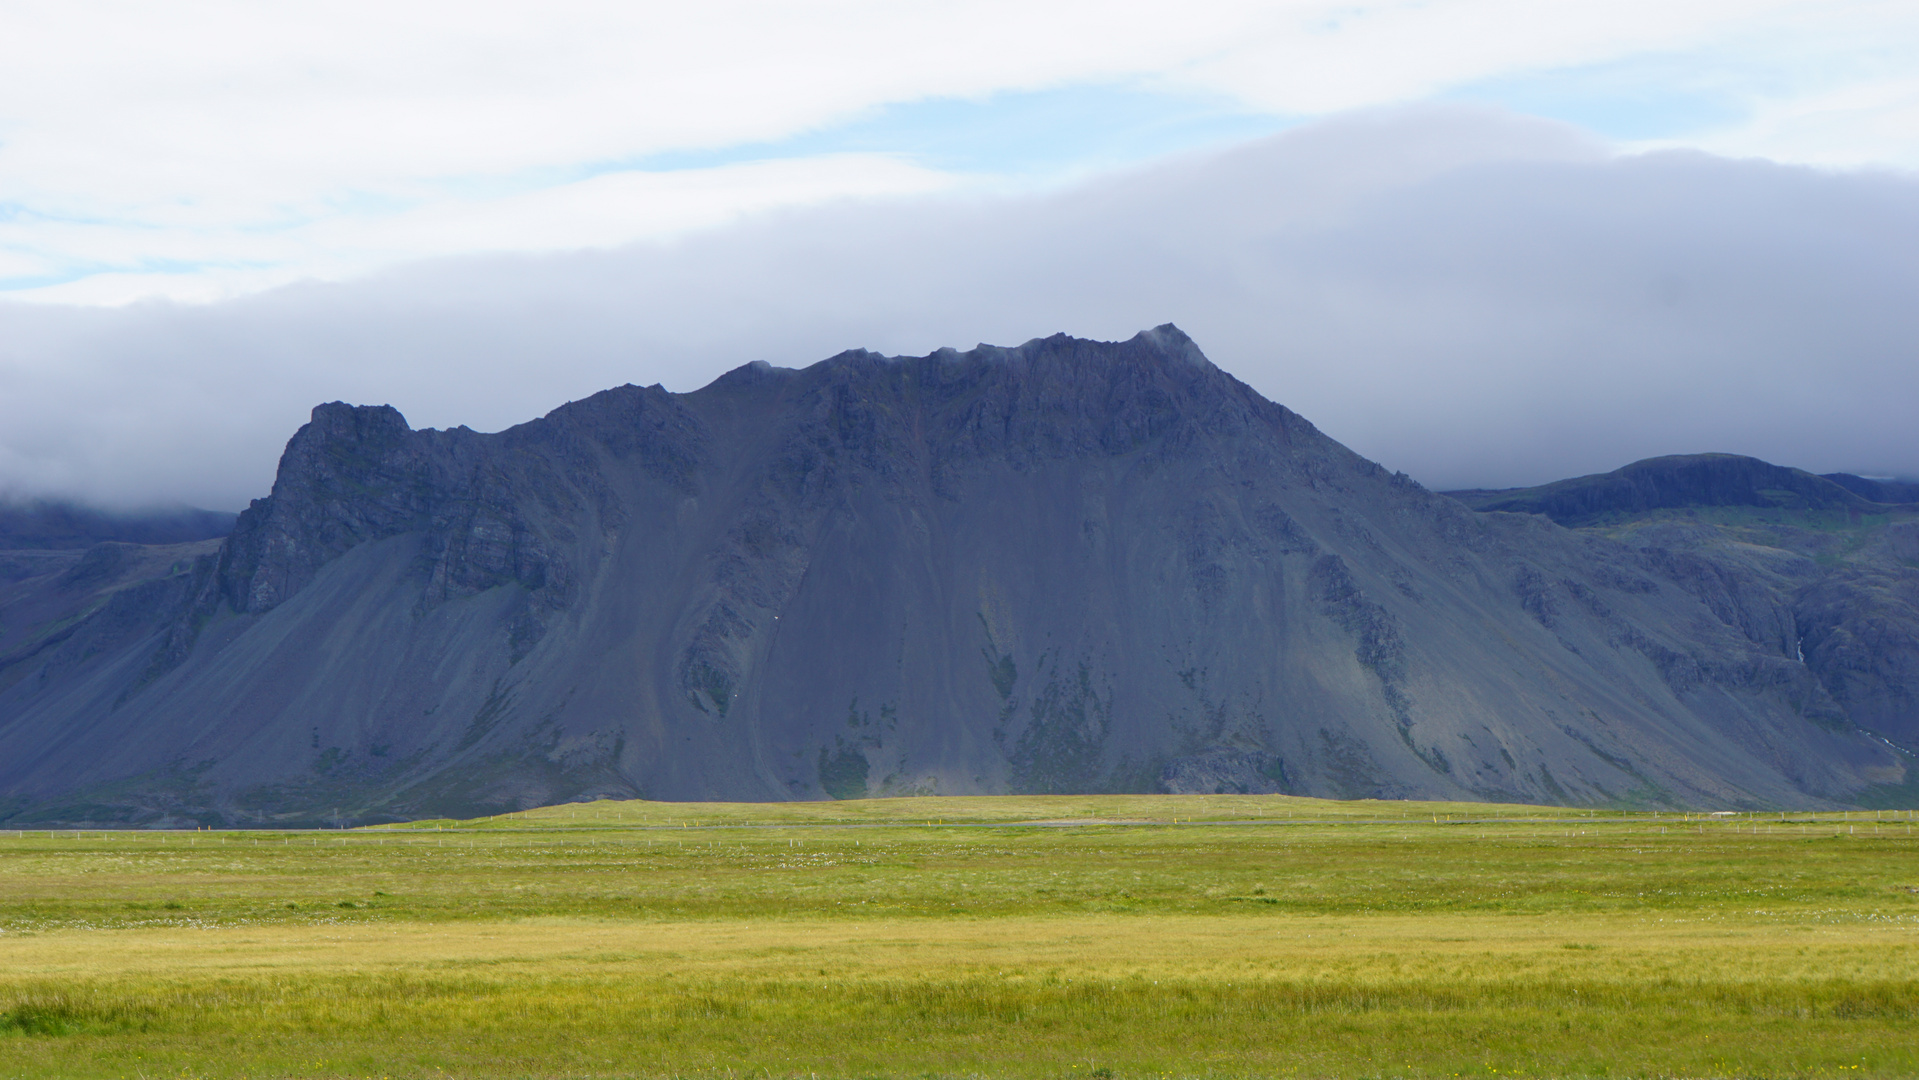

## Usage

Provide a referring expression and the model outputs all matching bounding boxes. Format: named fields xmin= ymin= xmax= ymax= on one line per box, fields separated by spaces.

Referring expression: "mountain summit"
xmin=0 ymin=327 xmax=1906 ymax=824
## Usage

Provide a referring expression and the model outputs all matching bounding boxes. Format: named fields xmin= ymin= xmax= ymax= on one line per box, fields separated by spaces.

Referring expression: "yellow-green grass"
xmin=2 ymin=795 xmax=1917 ymax=1078
xmin=389 ymin=792 xmax=1821 ymax=829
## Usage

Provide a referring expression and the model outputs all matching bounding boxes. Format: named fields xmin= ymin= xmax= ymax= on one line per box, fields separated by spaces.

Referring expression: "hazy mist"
xmin=3 ymin=105 xmax=1914 ymax=511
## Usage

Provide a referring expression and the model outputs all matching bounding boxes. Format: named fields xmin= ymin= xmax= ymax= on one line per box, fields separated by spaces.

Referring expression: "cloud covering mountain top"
xmin=2 ymin=106 xmax=1915 ymax=509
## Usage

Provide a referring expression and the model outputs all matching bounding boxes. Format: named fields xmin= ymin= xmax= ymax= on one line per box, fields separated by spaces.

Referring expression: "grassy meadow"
xmin=1 ymin=795 xmax=1917 ymax=1078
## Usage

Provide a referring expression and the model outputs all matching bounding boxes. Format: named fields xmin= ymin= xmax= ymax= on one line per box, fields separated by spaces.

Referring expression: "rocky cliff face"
xmin=0 ymin=327 xmax=1910 ymax=824
xmin=1451 ymin=461 xmax=1919 ymax=804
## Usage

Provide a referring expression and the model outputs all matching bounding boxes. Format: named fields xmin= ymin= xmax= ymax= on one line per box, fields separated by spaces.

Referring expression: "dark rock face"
xmin=1796 ymin=570 xmax=1919 ymax=748
xmin=0 ymin=327 xmax=1910 ymax=824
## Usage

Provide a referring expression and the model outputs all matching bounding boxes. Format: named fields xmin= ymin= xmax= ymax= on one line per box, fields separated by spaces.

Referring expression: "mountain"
xmin=1822 ymin=473 xmax=1919 ymax=505
xmin=1448 ymin=455 xmax=1919 ymax=800
xmin=0 ymin=327 xmax=1910 ymax=825
xmin=1443 ymin=454 xmax=1895 ymax=526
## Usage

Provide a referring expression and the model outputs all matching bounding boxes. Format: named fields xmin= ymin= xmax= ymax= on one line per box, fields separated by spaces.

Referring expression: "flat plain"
xmin=2 ymin=794 xmax=1917 ymax=1079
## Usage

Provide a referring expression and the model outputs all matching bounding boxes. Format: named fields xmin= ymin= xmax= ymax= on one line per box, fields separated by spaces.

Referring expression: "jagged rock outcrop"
xmin=0 ymin=327 xmax=1910 ymax=824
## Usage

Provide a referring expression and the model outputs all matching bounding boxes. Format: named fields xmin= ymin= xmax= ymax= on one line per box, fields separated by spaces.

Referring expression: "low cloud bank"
xmin=2 ymin=105 xmax=1915 ymax=510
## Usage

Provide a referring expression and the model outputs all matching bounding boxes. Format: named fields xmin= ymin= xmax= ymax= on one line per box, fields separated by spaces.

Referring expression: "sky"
xmin=1 ymin=0 xmax=1917 ymax=509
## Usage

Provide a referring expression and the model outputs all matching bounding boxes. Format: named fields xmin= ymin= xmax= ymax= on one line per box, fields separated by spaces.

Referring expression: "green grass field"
xmin=2 ymin=794 xmax=1917 ymax=1078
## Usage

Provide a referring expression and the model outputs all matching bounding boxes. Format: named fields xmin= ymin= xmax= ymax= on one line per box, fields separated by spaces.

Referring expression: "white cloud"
xmin=3 ymin=105 xmax=1915 ymax=510
xmin=1687 ymin=75 xmax=1919 ymax=166
xmin=1191 ymin=0 xmax=1803 ymax=113
xmin=10 ymin=154 xmax=960 ymax=305
xmin=2 ymin=1 xmax=1915 ymax=301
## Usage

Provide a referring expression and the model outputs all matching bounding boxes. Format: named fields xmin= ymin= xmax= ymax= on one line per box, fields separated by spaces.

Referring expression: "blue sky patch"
xmin=1448 ymin=53 xmax=1754 ymax=142
xmin=612 ymin=83 xmax=1298 ymax=180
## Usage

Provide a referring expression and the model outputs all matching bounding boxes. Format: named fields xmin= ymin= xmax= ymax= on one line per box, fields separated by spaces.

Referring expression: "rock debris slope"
xmin=1453 ymin=457 xmax=1919 ymax=786
xmin=0 ymin=327 xmax=1906 ymax=824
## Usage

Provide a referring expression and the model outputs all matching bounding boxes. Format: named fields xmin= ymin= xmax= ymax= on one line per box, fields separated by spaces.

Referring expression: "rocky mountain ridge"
xmin=0 ymin=327 xmax=1912 ymax=825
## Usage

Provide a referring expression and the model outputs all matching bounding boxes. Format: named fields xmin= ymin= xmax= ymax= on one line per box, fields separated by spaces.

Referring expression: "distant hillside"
xmin=1822 ymin=473 xmax=1919 ymax=505
xmin=0 ymin=499 xmax=235 ymax=550
xmin=1447 ymin=454 xmax=1919 ymax=788
xmin=1443 ymin=454 xmax=1885 ymax=527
